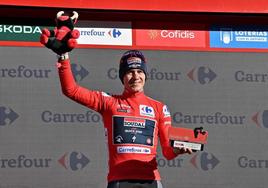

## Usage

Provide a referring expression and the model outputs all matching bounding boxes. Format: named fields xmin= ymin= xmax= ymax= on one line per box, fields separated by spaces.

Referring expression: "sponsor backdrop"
xmin=1 ymin=19 xmax=268 ymax=188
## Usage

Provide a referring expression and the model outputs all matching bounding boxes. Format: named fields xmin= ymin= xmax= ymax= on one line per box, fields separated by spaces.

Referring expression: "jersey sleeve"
xmin=158 ymin=104 xmax=178 ymax=160
xmin=57 ymin=59 xmax=109 ymax=113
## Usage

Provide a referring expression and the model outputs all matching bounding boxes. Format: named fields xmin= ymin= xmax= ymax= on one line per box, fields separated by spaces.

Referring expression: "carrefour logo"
xmin=79 ymin=28 xmax=122 ymax=38
xmin=235 ymin=70 xmax=268 ymax=83
xmin=41 ymin=110 xmax=101 ymax=124
xmin=107 ymin=67 xmax=181 ymax=81
xmin=58 ymin=151 xmax=90 ymax=171
xmin=0 ymin=65 xmax=52 ymax=79
xmin=156 ymin=152 xmax=220 ymax=171
xmin=108 ymin=29 xmax=121 ymax=38
xmin=173 ymin=111 xmax=246 ymax=126
xmin=188 ymin=66 xmax=217 ymax=85
xmin=252 ymin=110 xmax=268 ymax=128
xmin=0 ymin=106 xmax=19 ymax=126
xmin=77 ymin=24 xmax=132 ymax=46
xmin=140 ymin=105 xmax=155 ymax=118
xmin=238 ymin=155 xmax=268 ymax=168
xmin=71 ymin=63 xmax=89 ymax=82
xmin=190 ymin=152 xmax=220 ymax=171
xmin=0 ymin=155 xmax=52 ymax=168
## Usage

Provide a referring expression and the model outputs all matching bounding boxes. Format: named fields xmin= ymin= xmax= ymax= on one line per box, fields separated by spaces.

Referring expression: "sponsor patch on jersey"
xmin=113 ymin=116 xmax=156 ymax=146
xmin=163 ymin=105 xmax=171 ymax=117
xmin=117 ymin=104 xmax=132 ymax=113
xmin=117 ymin=146 xmax=151 ymax=154
xmin=139 ymin=105 xmax=155 ymax=118
xmin=124 ymin=117 xmax=146 ymax=128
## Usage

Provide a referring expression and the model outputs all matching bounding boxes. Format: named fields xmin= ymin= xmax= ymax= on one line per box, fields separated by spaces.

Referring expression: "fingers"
xmin=67 ymin=39 xmax=77 ymax=48
xmin=180 ymin=147 xmax=193 ymax=154
xmin=70 ymin=29 xmax=80 ymax=39
xmin=174 ymin=147 xmax=193 ymax=155
xmin=40 ymin=34 xmax=49 ymax=45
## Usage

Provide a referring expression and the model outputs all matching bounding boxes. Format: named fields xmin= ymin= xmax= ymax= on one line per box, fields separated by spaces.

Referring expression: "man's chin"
xmin=130 ymin=86 xmax=143 ymax=93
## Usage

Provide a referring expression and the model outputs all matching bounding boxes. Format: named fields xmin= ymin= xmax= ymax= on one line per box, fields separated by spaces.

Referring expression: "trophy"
xmin=169 ymin=127 xmax=208 ymax=151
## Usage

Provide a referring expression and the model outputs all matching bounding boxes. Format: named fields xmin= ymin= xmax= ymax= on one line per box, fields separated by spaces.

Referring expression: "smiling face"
xmin=123 ymin=69 xmax=146 ymax=93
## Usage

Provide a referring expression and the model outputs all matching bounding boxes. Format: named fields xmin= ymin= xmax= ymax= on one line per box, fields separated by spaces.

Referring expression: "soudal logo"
xmin=58 ymin=151 xmax=90 ymax=171
xmin=124 ymin=117 xmax=146 ymax=128
xmin=0 ymin=106 xmax=19 ymax=126
xmin=71 ymin=64 xmax=89 ymax=82
xmin=108 ymin=29 xmax=121 ymax=38
xmin=188 ymin=66 xmax=217 ymax=85
xmin=190 ymin=152 xmax=220 ymax=171
xmin=252 ymin=110 xmax=268 ymax=128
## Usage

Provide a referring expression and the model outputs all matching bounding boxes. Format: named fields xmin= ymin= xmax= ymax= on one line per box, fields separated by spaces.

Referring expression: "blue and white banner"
xmin=210 ymin=25 xmax=268 ymax=49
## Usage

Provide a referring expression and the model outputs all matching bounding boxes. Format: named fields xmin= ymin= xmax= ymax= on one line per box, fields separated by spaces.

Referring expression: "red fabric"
xmin=58 ymin=59 xmax=178 ymax=182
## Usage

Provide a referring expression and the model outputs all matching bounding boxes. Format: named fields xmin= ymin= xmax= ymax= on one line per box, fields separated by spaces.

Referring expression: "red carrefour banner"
xmin=135 ymin=23 xmax=206 ymax=49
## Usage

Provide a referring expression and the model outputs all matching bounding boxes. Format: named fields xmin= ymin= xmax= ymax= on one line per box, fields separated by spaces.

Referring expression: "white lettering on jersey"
xmin=117 ymin=146 xmax=151 ymax=154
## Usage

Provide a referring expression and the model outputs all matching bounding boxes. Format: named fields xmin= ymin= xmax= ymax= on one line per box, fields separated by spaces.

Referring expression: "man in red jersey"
xmin=40 ymin=12 xmax=191 ymax=188
xmin=54 ymin=50 xmax=192 ymax=188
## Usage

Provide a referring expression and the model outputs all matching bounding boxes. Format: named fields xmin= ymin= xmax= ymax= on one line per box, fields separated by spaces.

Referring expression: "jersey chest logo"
xmin=112 ymin=116 xmax=156 ymax=146
xmin=139 ymin=105 xmax=155 ymax=118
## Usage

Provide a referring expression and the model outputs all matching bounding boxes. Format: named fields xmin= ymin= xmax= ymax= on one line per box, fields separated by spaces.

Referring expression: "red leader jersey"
xmin=58 ymin=60 xmax=178 ymax=182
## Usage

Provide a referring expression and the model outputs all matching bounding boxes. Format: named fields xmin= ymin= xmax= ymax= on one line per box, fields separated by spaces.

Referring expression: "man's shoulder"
xmin=145 ymin=95 xmax=165 ymax=107
xmin=100 ymin=91 xmax=122 ymax=98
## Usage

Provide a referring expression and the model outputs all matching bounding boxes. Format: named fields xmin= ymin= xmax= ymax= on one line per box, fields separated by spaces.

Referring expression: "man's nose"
xmin=132 ymin=71 xmax=139 ymax=78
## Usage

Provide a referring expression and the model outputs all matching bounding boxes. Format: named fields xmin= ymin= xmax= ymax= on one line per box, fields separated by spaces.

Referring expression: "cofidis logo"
xmin=210 ymin=25 xmax=268 ymax=49
xmin=135 ymin=23 xmax=206 ymax=48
